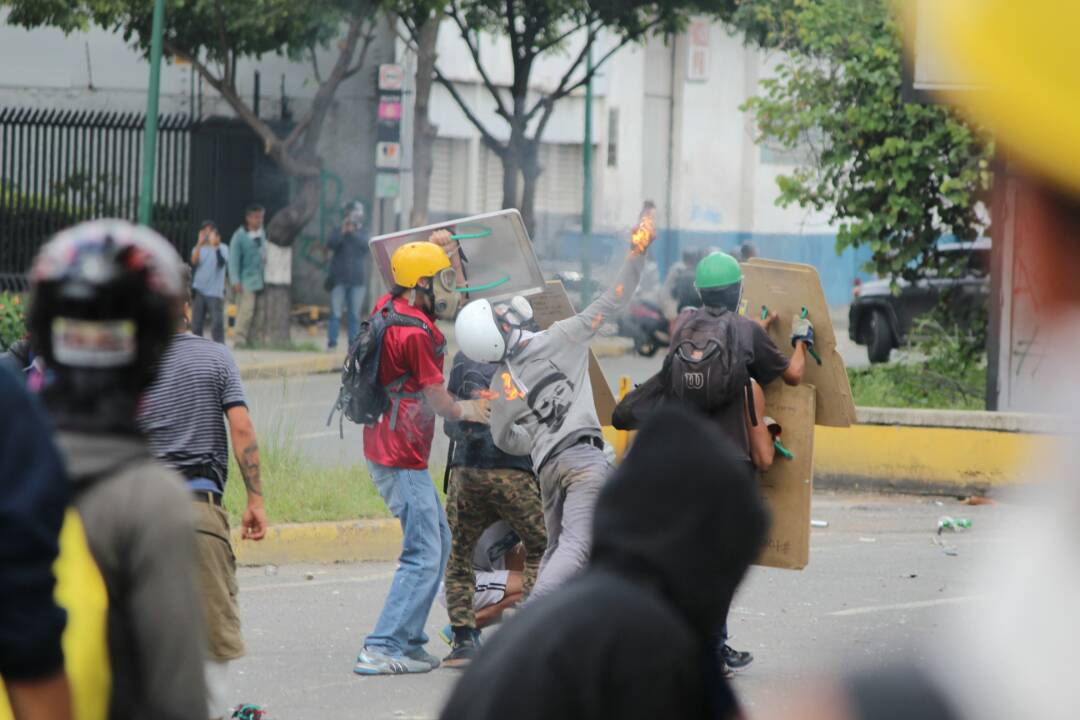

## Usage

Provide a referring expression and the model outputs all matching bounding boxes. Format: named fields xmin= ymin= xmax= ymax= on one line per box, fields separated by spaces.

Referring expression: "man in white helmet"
xmin=455 ymin=217 xmax=657 ymax=599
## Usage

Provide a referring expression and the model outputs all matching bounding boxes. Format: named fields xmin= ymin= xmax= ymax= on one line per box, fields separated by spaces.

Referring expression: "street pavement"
xmin=230 ymin=492 xmax=1007 ymax=718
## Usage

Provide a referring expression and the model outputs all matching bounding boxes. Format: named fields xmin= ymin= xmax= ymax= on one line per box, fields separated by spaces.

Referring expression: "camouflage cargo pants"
xmin=445 ymin=467 xmax=547 ymax=629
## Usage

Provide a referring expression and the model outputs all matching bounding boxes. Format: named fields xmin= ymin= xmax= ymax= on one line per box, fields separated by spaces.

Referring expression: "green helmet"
xmin=694 ymin=251 xmax=743 ymax=289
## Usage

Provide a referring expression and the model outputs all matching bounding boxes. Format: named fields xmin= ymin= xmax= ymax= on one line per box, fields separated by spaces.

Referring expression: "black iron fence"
xmin=0 ymin=107 xmax=192 ymax=291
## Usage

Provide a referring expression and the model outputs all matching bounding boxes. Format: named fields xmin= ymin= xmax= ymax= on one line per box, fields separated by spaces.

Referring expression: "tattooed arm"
xmin=226 ymin=405 xmax=268 ymax=540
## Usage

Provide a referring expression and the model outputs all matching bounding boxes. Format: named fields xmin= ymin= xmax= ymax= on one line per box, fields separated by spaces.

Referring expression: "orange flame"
xmin=501 ymin=372 xmax=525 ymax=401
xmin=476 ymin=389 xmax=499 ymax=401
xmin=591 ymin=312 xmax=605 ymax=331
xmin=630 ymin=216 xmax=656 ymax=255
xmin=615 ymin=283 xmax=625 ymax=299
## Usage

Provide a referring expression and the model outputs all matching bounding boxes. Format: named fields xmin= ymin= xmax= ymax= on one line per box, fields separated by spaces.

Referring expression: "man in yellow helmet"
xmin=767 ymin=2 xmax=1080 ymax=718
xmin=354 ymin=232 xmax=492 ymax=677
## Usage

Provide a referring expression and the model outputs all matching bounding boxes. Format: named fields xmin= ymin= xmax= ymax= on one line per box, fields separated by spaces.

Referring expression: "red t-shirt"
xmin=363 ymin=294 xmax=446 ymax=469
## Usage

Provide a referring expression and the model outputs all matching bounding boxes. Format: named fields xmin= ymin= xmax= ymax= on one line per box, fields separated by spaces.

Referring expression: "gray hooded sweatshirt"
xmin=490 ymin=253 xmax=644 ymax=473
xmin=58 ymin=432 xmax=208 ymax=720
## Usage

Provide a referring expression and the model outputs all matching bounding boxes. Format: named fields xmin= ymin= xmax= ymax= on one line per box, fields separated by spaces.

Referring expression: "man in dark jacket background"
xmin=325 ymin=200 xmax=370 ymax=351
xmin=440 ymin=405 xmax=769 ymax=720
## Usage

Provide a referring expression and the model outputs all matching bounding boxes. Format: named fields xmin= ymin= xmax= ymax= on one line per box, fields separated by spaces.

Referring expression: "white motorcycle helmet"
xmin=456 ymin=296 xmax=535 ymax=363
xmin=456 ymin=299 xmax=506 ymax=362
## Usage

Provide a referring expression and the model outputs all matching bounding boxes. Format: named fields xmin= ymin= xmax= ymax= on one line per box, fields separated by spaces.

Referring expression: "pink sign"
xmin=378 ymin=100 xmax=402 ymax=122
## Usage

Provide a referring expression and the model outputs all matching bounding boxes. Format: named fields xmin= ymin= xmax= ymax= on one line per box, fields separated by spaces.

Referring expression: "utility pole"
xmin=581 ymin=43 xmax=594 ymax=305
xmin=138 ymin=0 xmax=166 ymax=226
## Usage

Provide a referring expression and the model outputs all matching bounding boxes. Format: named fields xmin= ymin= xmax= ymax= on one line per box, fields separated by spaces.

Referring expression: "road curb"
xmin=231 ymin=518 xmax=401 ymax=566
xmin=814 ymin=423 xmax=1064 ymax=495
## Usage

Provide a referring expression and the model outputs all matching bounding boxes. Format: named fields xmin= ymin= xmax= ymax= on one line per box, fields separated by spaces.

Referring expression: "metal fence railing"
xmin=0 ymin=107 xmax=193 ymax=290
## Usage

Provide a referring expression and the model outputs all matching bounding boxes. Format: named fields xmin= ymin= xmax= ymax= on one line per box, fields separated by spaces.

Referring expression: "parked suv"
xmin=848 ymin=240 xmax=990 ymax=363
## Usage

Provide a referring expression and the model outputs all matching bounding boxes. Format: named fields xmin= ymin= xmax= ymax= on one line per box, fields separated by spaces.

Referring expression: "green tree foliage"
xmin=740 ymin=0 xmax=992 ymax=286
xmin=405 ymin=0 xmax=743 ymax=234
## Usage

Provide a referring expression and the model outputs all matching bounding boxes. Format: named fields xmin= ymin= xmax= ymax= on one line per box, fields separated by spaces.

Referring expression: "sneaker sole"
xmin=353 ymin=661 xmax=432 ymax=676
xmin=441 ymin=657 xmax=472 ymax=669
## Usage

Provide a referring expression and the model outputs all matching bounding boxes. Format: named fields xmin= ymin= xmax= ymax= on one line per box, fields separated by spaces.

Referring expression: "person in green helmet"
xmin=665 ymin=249 xmax=814 ymax=676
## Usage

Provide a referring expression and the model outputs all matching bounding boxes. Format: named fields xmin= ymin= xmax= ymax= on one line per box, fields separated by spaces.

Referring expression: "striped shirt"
xmin=137 ymin=333 xmax=247 ymax=492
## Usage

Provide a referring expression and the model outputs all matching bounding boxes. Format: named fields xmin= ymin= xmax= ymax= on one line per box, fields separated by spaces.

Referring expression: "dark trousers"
xmin=192 ymin=290 xmax=225 ymax=343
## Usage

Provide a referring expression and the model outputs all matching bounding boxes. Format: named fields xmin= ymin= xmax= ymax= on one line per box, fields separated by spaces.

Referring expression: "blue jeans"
xmin=364 ymin=461 xmax=451 ymax=656
xmin=328 ymin=284 xmax=364 ymax=348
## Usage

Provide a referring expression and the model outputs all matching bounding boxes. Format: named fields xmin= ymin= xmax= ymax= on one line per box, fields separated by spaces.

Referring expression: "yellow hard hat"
xmin=914 ymin=0 xmax=1080 ymax=194
xmin=391 ymin=241 xmax=451 ymax=289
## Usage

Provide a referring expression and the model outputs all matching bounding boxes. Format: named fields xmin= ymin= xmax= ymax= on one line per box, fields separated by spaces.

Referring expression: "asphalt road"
xmin=229 ymin=492 xmax=1007 ymax=719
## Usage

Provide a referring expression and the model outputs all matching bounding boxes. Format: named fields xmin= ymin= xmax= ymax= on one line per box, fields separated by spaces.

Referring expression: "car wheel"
xmin=866 ymin=310 xmax=893 ymax=364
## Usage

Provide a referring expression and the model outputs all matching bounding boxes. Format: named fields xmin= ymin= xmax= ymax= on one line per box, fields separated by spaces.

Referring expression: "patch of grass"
xmin=851 ymin=367 xmax=989 ymax=410
xmin=848 ymin=315 xmax=988 ymax=411
xmin=242 ymin=340 xmax=323 ymax=353
xmin=219 ymin=419 xmax=450 ymax=524
xmin=848 ymin=360 xmax=986 ymax=410
xmin=222 ymin=429 xmax=390 ymax=525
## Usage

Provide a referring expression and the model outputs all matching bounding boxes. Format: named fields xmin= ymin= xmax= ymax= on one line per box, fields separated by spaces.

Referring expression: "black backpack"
xmin=668 ymin=307 xmax=755 ymax=422
xmin=326 ymin=303 xmax=442 ymax=437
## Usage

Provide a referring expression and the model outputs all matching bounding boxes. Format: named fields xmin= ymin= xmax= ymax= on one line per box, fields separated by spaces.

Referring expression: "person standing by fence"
xmin=228 ymin=204 xmax=266 ymax=348
xmin=191 ymin=220 xmax=229 ymax=344
xmin=326 ymin=201 xmax=369 ymax=351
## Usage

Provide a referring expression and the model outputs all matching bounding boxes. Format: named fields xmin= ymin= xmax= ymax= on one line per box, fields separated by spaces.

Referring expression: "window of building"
xmin=607 ymin=108 xmax=619 ymax=168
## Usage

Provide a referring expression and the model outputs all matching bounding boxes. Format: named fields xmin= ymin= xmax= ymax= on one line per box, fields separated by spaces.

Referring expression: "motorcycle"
xmin=617 ymin=299 xmax=671 ymax=357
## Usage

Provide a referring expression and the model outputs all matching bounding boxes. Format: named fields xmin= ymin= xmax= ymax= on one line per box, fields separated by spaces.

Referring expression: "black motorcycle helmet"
xmin=29 ymin=220 xmax=185 ymax=432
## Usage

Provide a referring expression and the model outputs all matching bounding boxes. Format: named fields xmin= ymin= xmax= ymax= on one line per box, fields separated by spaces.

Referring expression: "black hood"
xmin=590 ymin=405 xmax=769 ymax=634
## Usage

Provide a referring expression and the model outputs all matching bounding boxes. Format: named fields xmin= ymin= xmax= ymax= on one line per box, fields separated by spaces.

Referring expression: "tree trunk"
xmin=520 ymin=141 xmax=542 ymax=239
xmin=257 ymin=172 xmax=321 ymax=346
xmin=410 ymin=11 xmax=442 ymax=227
xmin=501 ymin=147 xmax=521 ymax=214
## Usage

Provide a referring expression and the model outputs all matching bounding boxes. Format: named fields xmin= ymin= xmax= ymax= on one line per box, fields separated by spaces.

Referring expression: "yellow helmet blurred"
xmin=391 ymin=242 xmax=451 ymax=289
xmin=912 ymin=0 xmax=1080 ymax=193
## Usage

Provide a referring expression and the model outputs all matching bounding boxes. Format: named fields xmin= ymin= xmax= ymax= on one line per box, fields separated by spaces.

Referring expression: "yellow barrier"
xmin=814 ymin=424 xmax=1062 ymax=491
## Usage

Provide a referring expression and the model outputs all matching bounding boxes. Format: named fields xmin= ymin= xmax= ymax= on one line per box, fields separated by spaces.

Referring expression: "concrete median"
xmin=814 ymin=407 xmax=1064 ymax=495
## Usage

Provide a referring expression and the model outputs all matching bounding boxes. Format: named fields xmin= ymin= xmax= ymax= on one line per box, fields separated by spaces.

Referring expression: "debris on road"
xmin=933 ymin=535 xmax=960 ymax=556
xmin=811 ymin=519 xmax=829 ymax=528
xmin=305 ymin=572 xmax=316 ymax=581
xmin=858 ymin=537 xmax=876 ymax=543
xmin=937 ymin=517 xmax=972 ymax=533
xmin=963 ymin=496 xmax=996 ymax=506
xmin=264 ymin=564 xmax=279 ymax=577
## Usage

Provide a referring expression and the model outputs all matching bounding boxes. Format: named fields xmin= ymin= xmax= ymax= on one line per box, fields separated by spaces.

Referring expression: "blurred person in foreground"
xmin=138 ymin=272 xmax=267 ymax=719
xmin=769 ymin=2 xmax=1080 ymax=719
xmin=440 ymin=405 xmax=768 ymax=720
xmin=28 ymin=220 xmax=207 ymax=719
xmin=0 ymin=366 xmax=72 ymax=720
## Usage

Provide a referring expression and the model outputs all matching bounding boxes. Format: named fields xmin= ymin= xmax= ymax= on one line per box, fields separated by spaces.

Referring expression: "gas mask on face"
xmin=494 ymin=296 xmax=536 ymax=353
xmin=432 ymin=267 xmax=464 ymax=320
